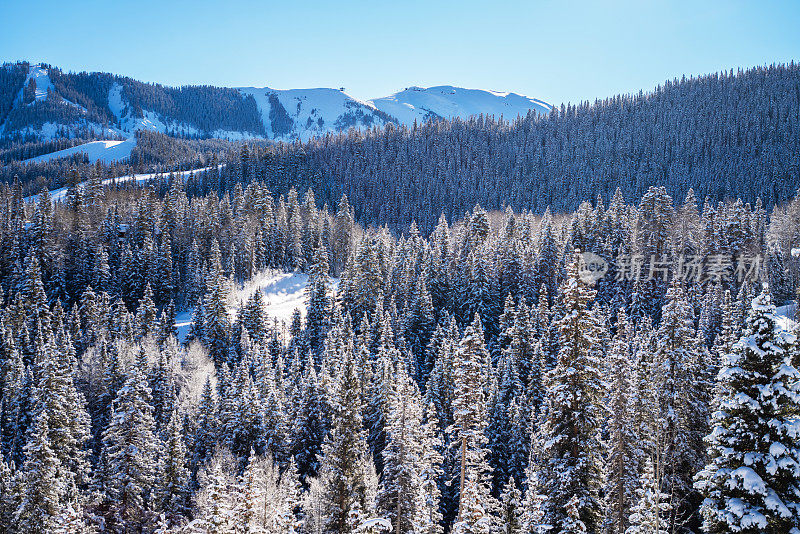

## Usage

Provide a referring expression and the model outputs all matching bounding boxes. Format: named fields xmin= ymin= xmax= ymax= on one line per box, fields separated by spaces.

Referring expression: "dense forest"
xmin=193 ymin=62 xmax=800 ymax=234
xmin=5 ymin=62 xmax=800 ymax=235
xmin=0 ymin=60 xmax=799 ymax=533
xmin=0 ymin=156 xmax=798 ymax=531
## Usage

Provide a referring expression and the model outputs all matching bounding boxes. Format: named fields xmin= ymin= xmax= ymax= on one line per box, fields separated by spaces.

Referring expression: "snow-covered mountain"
xmin=370 ymin=85 xmax=551 ymax=125
xmin=238 ymin=86 xmax=396 ymax=141
xmin=1 ymin=63 xmax=552 ymax=162
xmin=237 ymin=84 xmax=552 ymax=141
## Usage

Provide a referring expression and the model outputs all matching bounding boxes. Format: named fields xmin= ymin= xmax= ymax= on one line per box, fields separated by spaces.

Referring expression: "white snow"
xmin=369 ymin=85 xmax=551 ymax=125
xmin=792 ymin=248 xmax=800 ymax=258
xmin=239 ymin=84 xmax=552 ymax=141
xmin=22 ymin=64 xmax=54 ymax=103
xmin=239 ymin=86 xmax=387 ymax=141
xmin=230 ymin=269 xmax=339 ymax=324
xmin=22 ymin=138 xmax=135 ymax=165
xmin=356 ymin=518 xmax=392 ymax=532
xmin=175 ymin=269 xmax=339 ymax=343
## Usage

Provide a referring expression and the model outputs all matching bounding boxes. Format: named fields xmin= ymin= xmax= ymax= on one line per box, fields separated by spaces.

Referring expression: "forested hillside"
xmin=216 ymin=62 xmax=800 ymax=233
xmin=0 ymin=160 xmax=798 ymax=531
xmin=1 ymin=59 xmax=800 ymax=534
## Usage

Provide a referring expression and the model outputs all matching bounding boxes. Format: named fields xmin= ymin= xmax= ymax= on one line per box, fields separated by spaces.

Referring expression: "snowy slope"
xmin=22 ymin=138 xmax=136 ymax=165
xmin=22 ymin=65 xmax=54 ymax=103
xmin=0 ymin=64 xmax=121 ymax=141
xmin=370 ymin=85 xmax=551 ymax=124
xmin=239 ymin=84 xmax=551 ymax=140
xmin=175 ymin=270 xmax=340 ymax=343
xmin=239 ymin=86 xmax=392 ymax=141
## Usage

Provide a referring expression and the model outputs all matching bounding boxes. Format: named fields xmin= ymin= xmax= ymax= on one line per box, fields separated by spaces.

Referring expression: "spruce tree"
xmin=98 ymin=362 xmax=159 ymax=530
xmin=13 ymin=412 xmax=64 ymax=534
xmin=539 ymin=251 xmax=605 ymax=533
xmin=313 ymin=339 xmax=377 ymax=533
xmin=603 ymin=311 xmax=640 ymax=534
xmin=695 ymin=289 xmax=800 ymax=533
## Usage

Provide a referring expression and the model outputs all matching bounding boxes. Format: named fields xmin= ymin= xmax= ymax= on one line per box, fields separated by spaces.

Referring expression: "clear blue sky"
xmin=1 ymin=0 xmax=799 ymax=105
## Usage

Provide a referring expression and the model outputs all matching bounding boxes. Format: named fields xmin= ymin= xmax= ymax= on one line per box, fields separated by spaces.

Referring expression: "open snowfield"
xmin=22 ymin=138 xmax=136 ymax=165
xmin=176 ymin=270 xmax=339 ymax=343
xmin=24 ymin=65 xmax=54 ymax=102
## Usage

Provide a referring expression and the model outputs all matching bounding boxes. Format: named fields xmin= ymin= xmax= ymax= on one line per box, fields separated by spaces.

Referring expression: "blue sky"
xmin=1 ymin=0 xmax=798 ymax=105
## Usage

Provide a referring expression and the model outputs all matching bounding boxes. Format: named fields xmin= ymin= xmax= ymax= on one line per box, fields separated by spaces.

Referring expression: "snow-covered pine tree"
xmin=539 ymin=250 xmax=605 ymax=533
xmin=311 ymin=339 xmax=378 ymax=533
xmin=98 ymin=360 xmax=160 ymax=530
xmin=695 ymin=288 xmax=800 ymax=533
xmin=603 ymin=310 xmax=640 ymax=534
xmin=452 ymin=315 xmax=494 ymax=526
xmin=416 ymin=402 xmax=444 ymax=534
xmin=627 ymin=457 xmax=670 ymax=534
xmin=452 ymin=473 xmax=491 ymax=534
xmin=291 ymin=358 xmax=327 ymax=484
xmin=499 ymin=477 xmax=523 ymax=534
xmin=654 ymin=278 xmax=709 ymax=530
xmin=306 ymin=245 xmax=333 ymax=355
xmin=202 ymin=243 xmax=231 ymax=366
xmin=13 ymin=411 xmax=63 ymax=533
xmin=191 ymin=447 xmax=237 ymax=533
xmin=156 ymin=410 xmax=190 ymax=525
xmin=377 ymin=363 xmax=425 ymax=533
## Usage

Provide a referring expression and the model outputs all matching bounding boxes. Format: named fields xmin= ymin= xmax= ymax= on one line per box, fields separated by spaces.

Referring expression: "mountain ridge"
xmin=0 ymin=62 xmax=552 ymax=153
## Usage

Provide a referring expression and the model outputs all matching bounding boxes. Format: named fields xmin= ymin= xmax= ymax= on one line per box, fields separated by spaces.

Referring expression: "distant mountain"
xmin=370 ymin=85 xmax=551 ymax=125
xmin=237 ymin=86 xmax=396 ymax=141
xmin=0 ymin=62 xmax=552 ymax=153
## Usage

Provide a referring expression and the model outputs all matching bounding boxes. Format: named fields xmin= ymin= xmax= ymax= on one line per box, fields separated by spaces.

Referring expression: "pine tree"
xmin=695 ymin=288 xmax=800 ymax=533
xmin=13 ymin=412 xmax=64 ymax=534
xmin=539 ymin=250 xmax=605 ymax=533
xmin=157 ymin=410 xmax=190 ymax=524
xmin=416 ymin=402 xmax=444 ymax=534
xmin=192 ymin=447 xmax=236 ymax=533
xmin=603 ymin=311 xmax=640 ymax=534
xmin=312 ymin=339 xmax=377 ymax=533
xmin=499 ymin=477 xmax=523 ymax=534
xmin=377 ymin=364 xmax=425 ymax=533
xmin=29 ymin=325 xmax=91 ymax=503
xmin=626 ymin=457 xmax=670 ymax=534
xmin=291 ymin=361 xmax=327 ymax=483
xmin=305 ymin=245 xmax=333 ymax=355
xmin=654 ymin=279 xmax=709 ymax=531
xmin=452 ymin=474 xmax=491 ymax=534
xmin=452 ymin=315 xmax=494 ymax=526
xmin=136 ymin=283 xmax=159 ymax=339
xmin=191 ymin=377 xmax=218 ymax=477
xmin=98 ymin=362 xmax=159 ymax=530
xmin=202 ymin=243 xmax=231 ymax=366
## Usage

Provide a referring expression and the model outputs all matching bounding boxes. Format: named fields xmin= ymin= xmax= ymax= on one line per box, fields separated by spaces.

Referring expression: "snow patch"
xmin=22 ymin=64 xmax=54 ymax=103
xmin=230 ymin=269 xmax=339 ymax=325
xmin=174 ymin=269 xmax=339 ymax=343
xmin=22 ymin=138 xmax=135 ymax=165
